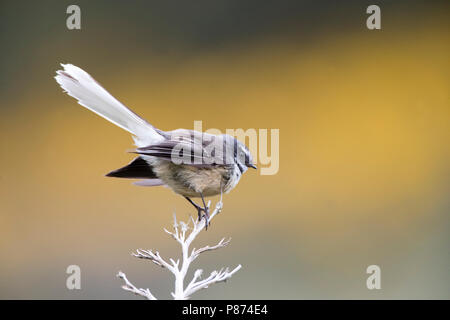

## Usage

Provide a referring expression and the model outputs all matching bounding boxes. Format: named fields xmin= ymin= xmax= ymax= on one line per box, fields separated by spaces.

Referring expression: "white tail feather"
xmin=55 ymin=63 xmax=163 ymax=146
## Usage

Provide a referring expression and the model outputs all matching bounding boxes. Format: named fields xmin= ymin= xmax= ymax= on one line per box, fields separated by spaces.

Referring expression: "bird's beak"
xmin=249 ymin=164 xmax=257 ymax=169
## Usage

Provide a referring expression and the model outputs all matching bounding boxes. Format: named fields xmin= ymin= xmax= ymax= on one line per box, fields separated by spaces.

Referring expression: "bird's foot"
xmin=184 ymin=195 xmax=211 ymax=231
xmin=196 ymin=205 xmax=210 ymax=230
xmin=203 ymin=206 xmax=210 ymax=231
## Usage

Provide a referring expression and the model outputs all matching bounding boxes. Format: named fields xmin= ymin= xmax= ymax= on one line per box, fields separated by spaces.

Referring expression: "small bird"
xmin=55 ymin=64 xmax=256 ymax=228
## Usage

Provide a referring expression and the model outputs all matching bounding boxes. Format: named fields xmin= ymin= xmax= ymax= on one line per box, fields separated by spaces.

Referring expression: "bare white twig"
xmin=132 ymin=249 xmax=175 ymax=272
xmin=191 ymin=237 xmax=231 ymax=261
xmin=117 ymin=199 xmax=242 ymax=300
xmin=184 ymin=265 xmax=242 ymax=297
xmin=116 ymin=271 xmax=157 ymax=300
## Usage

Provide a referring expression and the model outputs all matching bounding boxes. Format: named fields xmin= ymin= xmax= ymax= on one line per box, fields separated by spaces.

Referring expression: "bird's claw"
xmin=196 ymin=205 xmax=210 ymax=230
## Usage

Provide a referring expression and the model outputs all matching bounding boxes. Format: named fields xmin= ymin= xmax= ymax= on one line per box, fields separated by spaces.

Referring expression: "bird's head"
xmin=235 ymin=140 xmax=257 ymax=174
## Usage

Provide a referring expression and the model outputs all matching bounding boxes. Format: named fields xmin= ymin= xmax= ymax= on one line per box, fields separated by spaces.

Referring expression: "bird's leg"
xmin=184 ymin=196 xmax=205 ymax=221
xmin=200 ymin=193 xmax=210 ymax=230
xmin=184 ymin=195 xmax=210 ymax=230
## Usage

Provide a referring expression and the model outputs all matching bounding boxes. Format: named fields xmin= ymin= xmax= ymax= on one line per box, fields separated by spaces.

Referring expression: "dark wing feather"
xmin=133 ymin=131 xmax=237 ymax=167
xmin=105 ymin=157 xmax=158 ymax=179
xmin=134 ymin=140 xmax=206 ymax=166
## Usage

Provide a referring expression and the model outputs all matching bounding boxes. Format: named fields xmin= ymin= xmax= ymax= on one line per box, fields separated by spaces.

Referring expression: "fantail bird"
xmin=55 ymin=64 xmax=256 ymax=228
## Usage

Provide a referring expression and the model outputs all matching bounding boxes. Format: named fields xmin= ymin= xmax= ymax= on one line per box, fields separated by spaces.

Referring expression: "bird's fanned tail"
xmin=54 ymin=63 xmax=164 ymax=147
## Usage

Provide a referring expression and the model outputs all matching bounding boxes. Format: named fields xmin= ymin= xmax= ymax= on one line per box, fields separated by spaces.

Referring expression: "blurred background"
xmin=0 ymin=0 xmax=449 ymax=299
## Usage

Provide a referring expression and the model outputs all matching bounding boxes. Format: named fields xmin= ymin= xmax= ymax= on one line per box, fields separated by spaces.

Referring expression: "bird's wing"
xmin=134 ymin=140 xmax=211 ymax=167
xmin=133 ymin=131 xmax=232 ymax=167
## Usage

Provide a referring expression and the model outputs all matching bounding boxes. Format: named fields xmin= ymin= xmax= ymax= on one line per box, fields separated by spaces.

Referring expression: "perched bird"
xmin=55 ymin=64 xmax=256 ymax=228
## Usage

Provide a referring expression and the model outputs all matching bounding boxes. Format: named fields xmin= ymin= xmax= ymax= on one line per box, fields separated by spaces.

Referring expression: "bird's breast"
xmin=152 ymin=161 xmax=238 ymax=198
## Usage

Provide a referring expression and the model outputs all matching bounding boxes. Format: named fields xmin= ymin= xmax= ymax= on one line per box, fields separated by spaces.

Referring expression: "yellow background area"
xmin=0 ymin=1 xmax=448 ymax=299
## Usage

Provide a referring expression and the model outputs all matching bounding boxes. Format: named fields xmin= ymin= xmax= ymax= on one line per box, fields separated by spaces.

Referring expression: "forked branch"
xmin=117 ymin=200 xmax=241 ymax=299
